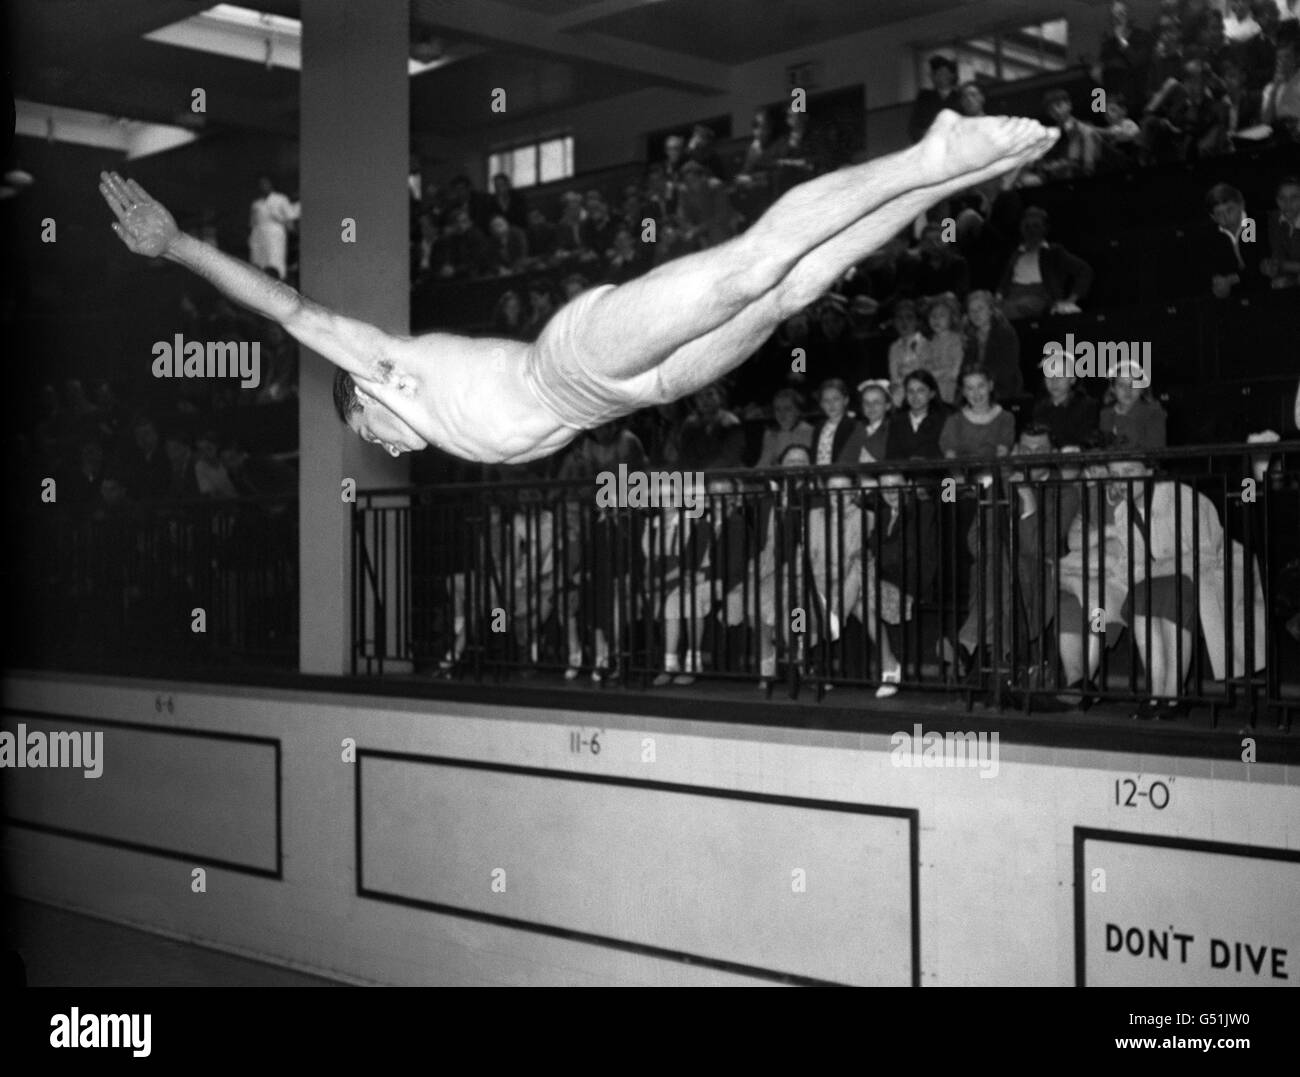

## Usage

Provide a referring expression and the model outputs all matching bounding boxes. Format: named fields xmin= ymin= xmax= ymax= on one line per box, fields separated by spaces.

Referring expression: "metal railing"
xmin=11 ymin=494 xmax=298 ymax=673
xmin=352 ymin=442 xmax=1300 ymax=728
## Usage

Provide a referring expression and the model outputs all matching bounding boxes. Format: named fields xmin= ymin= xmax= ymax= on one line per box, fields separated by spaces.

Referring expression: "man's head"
xmin=1111 ymin=1 xmax=1130 ymax=26
xmin=772 ymin=388 xmax=804 ymax=431
xmin=257 ymin=174 xmax=274 ymax=195
xmin=488 ymin=214 xmax=510 ymax=238
xmin=333 ymin=370 xmax=429 ymax=457
xmin=957 ymin=81 xmax=985 ymax=116
xmin=1020 ymin=206 xmax=1049 ymax=246
xmin=1206 ymin=182 xmax=1246 ymax=231
xmin=904 ymin=370 xmax=939 ymax=413
xmin=1043 ymin=88 xmax=1073 ymax=125
xmin=817 ymin=378 xmax=851 ymax=421
xmin=1015 ymin=423 xmax=1055 ymax=481
xmin=492 ymin=172 xmax=511 ymax=196
xmin=929 ymin=54 xmax=958 ymax=92
xmin=132 ymin=415 xmax=159 ymax=455
xmin=1277 ymin=176 xmax=1300 ymax=222
xmin=664 ymin=135 xmax=685 ymax=161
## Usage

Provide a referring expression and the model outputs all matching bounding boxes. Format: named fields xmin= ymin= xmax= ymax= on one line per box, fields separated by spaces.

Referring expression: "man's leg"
xmin=563 ymin=114 xmax=1055 ymax=394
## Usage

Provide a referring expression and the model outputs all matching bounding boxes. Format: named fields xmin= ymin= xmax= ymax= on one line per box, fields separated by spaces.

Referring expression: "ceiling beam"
xmin=551 ymin=0 xmax=671 ymax=32
xmin=412 ymin=0 xmax=730 ymax=95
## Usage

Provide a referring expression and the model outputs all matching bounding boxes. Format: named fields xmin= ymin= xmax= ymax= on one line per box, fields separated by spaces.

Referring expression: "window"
xmin=487 ymin=135 xmax=573 ymax=190
xmin=920 ymin=18 xmax=1069 ymax=87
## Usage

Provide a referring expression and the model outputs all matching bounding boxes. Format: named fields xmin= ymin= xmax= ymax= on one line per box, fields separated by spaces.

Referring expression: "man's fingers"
xmin=125 ymin=178 xmax=152 ymax=204
xmin=99 ymin=180 xmax=130 ymax=222
xmin=102 ymin=171 xmax=133 ymax=206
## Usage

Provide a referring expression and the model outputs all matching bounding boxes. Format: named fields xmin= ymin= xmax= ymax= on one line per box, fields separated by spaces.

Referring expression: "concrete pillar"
xmin=298 ymin=0 xmax=410 ymax=674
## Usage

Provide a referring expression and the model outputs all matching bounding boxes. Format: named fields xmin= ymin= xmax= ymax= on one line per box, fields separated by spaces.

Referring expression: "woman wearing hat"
xmin=856 ymin=380 xmax=894 ymax=463
xmin=919 ymin=291 xmax=964 ymax=404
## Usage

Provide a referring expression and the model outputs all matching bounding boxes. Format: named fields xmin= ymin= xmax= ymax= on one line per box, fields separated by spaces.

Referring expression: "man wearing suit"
xmin=1199 ymin=182 xmax=1267 ymax=298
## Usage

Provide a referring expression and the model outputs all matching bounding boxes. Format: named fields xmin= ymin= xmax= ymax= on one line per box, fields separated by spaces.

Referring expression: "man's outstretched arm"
xmin=100 ymin=172 xmax=398 ymax=387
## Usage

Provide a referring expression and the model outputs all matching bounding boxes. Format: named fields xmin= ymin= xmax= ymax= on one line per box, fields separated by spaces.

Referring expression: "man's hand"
xmin=99 ymin=171 xmax=179 ymax=258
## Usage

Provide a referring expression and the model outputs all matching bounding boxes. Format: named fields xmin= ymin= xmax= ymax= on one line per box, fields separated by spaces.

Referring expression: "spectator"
xmin=1100 ymin=369 xmax=1168 ymax=448
xmin=488 ymin=172 xmax=528 ymax=229
xmin=522 ymin=278 xmax=559 ymax=339
xmin=433 ymin=207 xmax=491 ymax=279
xmin=908 ymin=222 xmax=971 ymax=298
xmin=810 ymin=379 xmax=866 ymax=465
xmin=492 ymin=289 xmax=527 ymax=338
xmin=444 ymin=174 xmax=494 ymax=234
xmin=1145 ymin=14 xmax=1187 ymax=96
xmin=1040 ymin=89 xmax=1101 ymax=178
xmin=554 ymin=192 xmax=594 ymax=264
xmin=1141 ymin=59 xmax=1231 ymax=163
xmin=163 ymin=430 xmax=200 ymax=500
xmin=1096 ymin=91 xmax=1144 ymax=169
xmin=523 ymin=207 xmax=558 ymax=265
xmin=734 ymin=106 xmax=784 ymax=221
xmin=581 ymin=194 xmax=620 ymax=258
xmin=770 ymin=104 xmax=822 ymax=197
xmin=1097 ymin=1 xmax=1155 ymax=107
xmin=248 ymin=174 xmax=299 ymax=281
xmin=120 ymin=415 xmax=171 ymax=500
xmin=996 ymin=207 xmax=1094 ymax=320
xmin=1220 ymin=56 xmax=1263 ymax=134
xmin=1226 ymin=0 xmax=1263 ymax=42
xmin=484 ymin=214 xmax=529 ymax=276
xmin=675 ymin=161 xmax=734 ymax=249
xmin=887 ymin=300 xmax=927 ymax=406
xmin=1032 ymin=362 xmax=1101 ymax=449
xmin=1200 ymin=182 xmax=1266 ymax=297
xmin=856 ymin=380 xmax=894 ymax=463
xmin=686 ymin=123 xmax=730 ymax=181
xmin=919 ymin=292 xmax=965 ymax=405
xmin=560 ymin=273 xmax=591 ymax=302
xmin=957 ymin=81 xmax=987 ymax=117
xmin=660 ymin=133 xmax=688 ymax=188
xmin=908 ymin=55 xmax=961 ymax=143
xmin=755 ymin=388 xmax=814 ymax=468
xmin=885 ymin=370 xmax=949 ymax=461
xmin=940 ymin=366 xmax=1015 ymax=460
xmin=194 ymin=431 xmax=238 ymax=498
xmin=606 ymin=226 xmax=650 ymax=283
xmin=1263 ymin=174 xmax=1300 ymax=288
xmin=1261 ymin=39 xmax=1300 ymax=134
xmin=677 ymin=383 xmax=746 ymax=470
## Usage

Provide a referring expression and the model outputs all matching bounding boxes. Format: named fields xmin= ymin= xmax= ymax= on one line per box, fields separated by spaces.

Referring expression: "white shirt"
xmin=815 ymin=417 xmax=840 ymax=465
xmin=1011 ymin=244 xmax=1046 ymax=285
xmin=1262 ymin=71 xmax=1300 ymax=125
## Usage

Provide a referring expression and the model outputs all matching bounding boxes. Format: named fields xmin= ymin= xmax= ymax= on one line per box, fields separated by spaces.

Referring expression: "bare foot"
xmin=916 ymin=110 xmax=1059 ymax=186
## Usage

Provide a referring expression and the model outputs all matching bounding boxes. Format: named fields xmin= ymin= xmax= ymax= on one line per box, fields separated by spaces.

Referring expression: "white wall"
xmin=4 ymin=672 xmax=1297 ymax=986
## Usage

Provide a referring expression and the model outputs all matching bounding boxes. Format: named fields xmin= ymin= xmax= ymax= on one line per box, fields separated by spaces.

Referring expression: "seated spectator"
xmin=907 ymin=222 xmax=971 ymax=299
xmin=919 ymin=292 xmax=965 ymax=405
xmin=1039 ymin=89 xmax=1101 ymax=178
xmin=1220 ymin=56 xmax=1263 ymax=134
xmin=433 ymin=208 xmax=491 ymax=279
xmin=686 ymin=123 xmax=730 ymax=181
xmin=522 ymin=278 xmax=560 ymax=339
xmin=755 ymin=388 xmax=814 ymax=468
xmin=810 ymin=379 xmax=866 ymax=465
xmin=121 ymin=415 xmax=171 ymax=501
xmin=940 ymin=366 xmax=1015 ymax=460
xmin=492 ymin=289 xmax=526 ymax=338
xmin=733 ymin=106 xmax=784 ymax=222
xmin=484 ymin=214 xmax=529 ymax=276
xmin=1141 ymin=59 xmax=1231 ymax=163
xmin=553 ymin=193 xmax=595 ymax=264
xmin=887 ymin=299 xmax=926 ymax=407
xmin=1096 ymin=91 xmax=1144 ymax=170
xmin=163 ymin=430 xmax=200 ymax=500
xmin=855 ymin=380 xmax=893 ymax=463
xmin=807 ymin=294 xmax=862 ymax=386
xmin=560 ymin=273 xmax=591 ymax=302
xmin=1144 ymin=14 xmax=1187 ymax=98
xmin=1199 ymin=182 xmax=1266 ymax=297
xmin=1225 ymin=0 xmax=1263 ymax=43
xmin=1100 ymin=368 xmax=1168 ymax=448
xmin=885 ymin=370 xmax=949 ymax=461
xmin=770 ymin=103 xmax=822 ymax=196
xmin=488 ymin=172 xmax=528 ymax=229
xmin=1032 ymin=362 xmax=1100 ymax=449
xmin=443 ymin=173 xmax=494 ymax=234
xmin=581 ymin=194 xmax=620 ymax=258
xmin=523 ymin=207 xmax=558 ymax=265
xmin=194 ymin=431 xmax=238 ymax=498
xmin=957 ymin=81 xmax=987 ymax=117
xmin=908 ymin=55 xmax=961 ymax=143
xmin=962 ymin=290 xmax=1024 ymax=403
xmin=678 ymin=382 xmax=746 ymax=470
xmin=675 ymin=161 xmax=734 ymax=250
xmin=1263 ymin=174 xmax=1300 ymax=287
xmin=606 ymin=226 xmax=651 ymax=283
xmin=996 ymin=207 xmax=1094 ymax=320
xmin=1261 ymin=38 xmax=1300 ymax=135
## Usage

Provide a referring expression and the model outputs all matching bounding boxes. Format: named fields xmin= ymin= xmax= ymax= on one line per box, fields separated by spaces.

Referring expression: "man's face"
xmin=934 ymin=65 xmax=956 ymax=93
xmin=1045 ymin=374 xmax=1075 ymax=401
xmin=1021 ymin=213 xmax=1047 ymax=244
xmin=1048 ymin=98 xmax=1073 ymax=125
xmin=959 ymin=84 xmax=984 ymax=115
xmin=134 ymin=422 xmax=158 ymax=455
xmin=1212 ymin=199 xmax=1245 ymax=232
xmin=819 ymin=388 xmax=848 ymax=420
xmin=348 ymin=392 xmax=428 ymax=456
xmin=1278 ymin=183 xmax=1300 ymax=222
xmin=905 ymin=378 xmax=935 ymax=413
xmin=665 ymin=137 xmax=684 ymax=161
